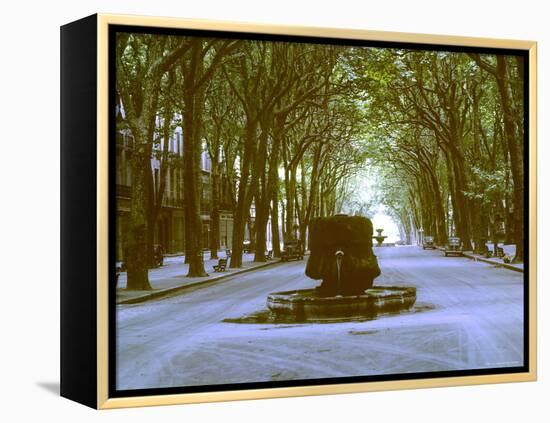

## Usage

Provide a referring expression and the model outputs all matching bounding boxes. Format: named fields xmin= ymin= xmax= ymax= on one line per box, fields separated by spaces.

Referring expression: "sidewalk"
xmin=434 ymin=245 xmax=523 ymax=273
xmin=116 ymin=252 xmax=281 ymax=304
xmin=461 ymin=251 xmax=524 ymax=273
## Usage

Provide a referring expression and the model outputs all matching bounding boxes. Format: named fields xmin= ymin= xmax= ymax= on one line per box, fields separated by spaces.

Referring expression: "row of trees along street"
xmin=116 ymin=33 xmax=525 ymax=290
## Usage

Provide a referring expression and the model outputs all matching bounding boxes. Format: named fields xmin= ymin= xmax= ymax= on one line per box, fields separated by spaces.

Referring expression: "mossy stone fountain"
xmin=266 ymin=215 xmax=416 ymax=321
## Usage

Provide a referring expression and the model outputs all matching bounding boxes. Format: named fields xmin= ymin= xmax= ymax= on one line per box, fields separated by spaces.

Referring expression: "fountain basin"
xmin=267 ymin=286 xmax=416 ymax=321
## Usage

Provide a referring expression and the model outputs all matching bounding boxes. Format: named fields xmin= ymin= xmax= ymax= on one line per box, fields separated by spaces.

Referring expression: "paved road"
xmin=116 ymin=246 xmax=525 ymax=390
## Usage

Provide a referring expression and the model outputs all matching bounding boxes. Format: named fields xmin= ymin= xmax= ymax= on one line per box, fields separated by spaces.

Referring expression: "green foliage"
xmin=116 ymin=31 xmax=525 ymax=264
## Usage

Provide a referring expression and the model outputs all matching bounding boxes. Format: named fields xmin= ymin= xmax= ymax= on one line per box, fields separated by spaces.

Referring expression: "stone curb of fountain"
xmin=117 ymin=259 xmax=282 ymax=305
xmin=266 ymin=286 xmax=417 ymax=321
xmin=434 ymin=246 xmax=523 ymax=273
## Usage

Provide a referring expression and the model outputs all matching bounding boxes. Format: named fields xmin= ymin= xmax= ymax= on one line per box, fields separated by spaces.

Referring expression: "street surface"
xmin=116 ymin=246 xmax=524 ymax=390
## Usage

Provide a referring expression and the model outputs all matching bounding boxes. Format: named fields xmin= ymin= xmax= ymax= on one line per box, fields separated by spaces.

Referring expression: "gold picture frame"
xmin=60 ymin=13 xmax=537 ymax=409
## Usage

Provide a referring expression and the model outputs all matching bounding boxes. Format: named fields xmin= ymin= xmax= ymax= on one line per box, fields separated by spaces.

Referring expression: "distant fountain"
xmin=373 ymin=228 xmax=387 ymax=247
xmin=266 ymin=215 xmax=416 ymax=321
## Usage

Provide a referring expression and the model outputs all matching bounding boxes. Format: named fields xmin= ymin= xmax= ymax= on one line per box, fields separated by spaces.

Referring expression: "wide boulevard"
xmin=116 ymin=246 xmax=525 ymax=390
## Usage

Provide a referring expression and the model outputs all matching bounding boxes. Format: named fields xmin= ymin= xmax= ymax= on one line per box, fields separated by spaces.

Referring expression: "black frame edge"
xmin=60 ymin=13 xmax=98 ymax=409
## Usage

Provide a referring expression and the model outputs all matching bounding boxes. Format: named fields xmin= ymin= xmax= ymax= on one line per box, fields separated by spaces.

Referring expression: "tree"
xmin=147 ymin=69 xmax=177 ymax=265
xmin=116 ymin=35 xmax=526 ymax=279
xmin=178 ymin=38 xmax=241 ymax=277
xmin=222 ymin=42 xmax=321 ymax=265
xmin=468 ymin=53 xmax=525 ymax=262
xmin=116 ymin=33 xmax=190 ymax=290
xmin=203 ymin=70 xmax=243 ymax=257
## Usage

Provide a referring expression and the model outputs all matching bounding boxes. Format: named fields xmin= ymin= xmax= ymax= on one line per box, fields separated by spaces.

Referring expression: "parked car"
xmin=444 ymin=237 xmax=462 ymax=257
xmin=423 ymin=236 xmax=435 ymax=250
xmin=281 ymin=240 xmax=303 ymax=262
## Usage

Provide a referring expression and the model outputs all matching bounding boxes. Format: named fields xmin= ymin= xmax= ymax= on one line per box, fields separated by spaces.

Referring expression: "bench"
xmin=213 ymin=258 xmax=228 ymax=272
xmin=265 ymin=250 xmax=273 ymax=260
xmin=484 ymin=243 xmax=506 ymax=259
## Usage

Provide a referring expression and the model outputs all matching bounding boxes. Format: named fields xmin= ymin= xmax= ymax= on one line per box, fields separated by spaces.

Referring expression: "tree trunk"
xmin=280 ymin=198 xmax=286 ymax=239
xmin=184 ymin=205 xmax=190 ymax=263
xmin=230 ymin=209 xmax=246 ymax=268
xmin=181 ymin=44 xmax=207 ymax=277
xmin=247 ymin=212 xmax=255 ymax=247
xmin=271 ymin=190 xmax=281 ymax=257
xmin=470 ymin=199 xmax=485 ymax=254
xmin=145 ymin=167 xmax=156 ymax=267
xmin=209 ymin=162 xmax=220 ymax=260
xmin=116 ymin=34 xmax=191 ymax=290
xmin=126 ymin=133 xmax=153 ymax=290
xmin=496 ymin=56 xmax=524 ymax=262
xmin=285 ymin=165 xmax=297 ymax=241
xmin=147 ymin=76 xmax=174 ymax=266
xmin=229 ymin=122 xmax=258 ymax=268
xmin=254 ymin=201 xmax=269 ymax=262
xmin=470 ymin=53 xmax=524 ymax=262
xmin=400 ymin=210 xmax=412 ymax=245
xmin=426 ymin=170 xmax=447 ymax=245
xmin=443 ymin=144 xmax=473 ymax=251
xmin=252 ymin=122 xmax=270 ymax=262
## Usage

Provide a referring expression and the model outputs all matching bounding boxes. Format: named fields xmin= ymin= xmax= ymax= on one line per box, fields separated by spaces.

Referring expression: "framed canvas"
xmin=60 ymin=13 xmax=537 ymax=409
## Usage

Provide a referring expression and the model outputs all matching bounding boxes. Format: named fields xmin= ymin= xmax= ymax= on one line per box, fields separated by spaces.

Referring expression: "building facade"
xmin=115 ymin=119 xmax=234 ymax=261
